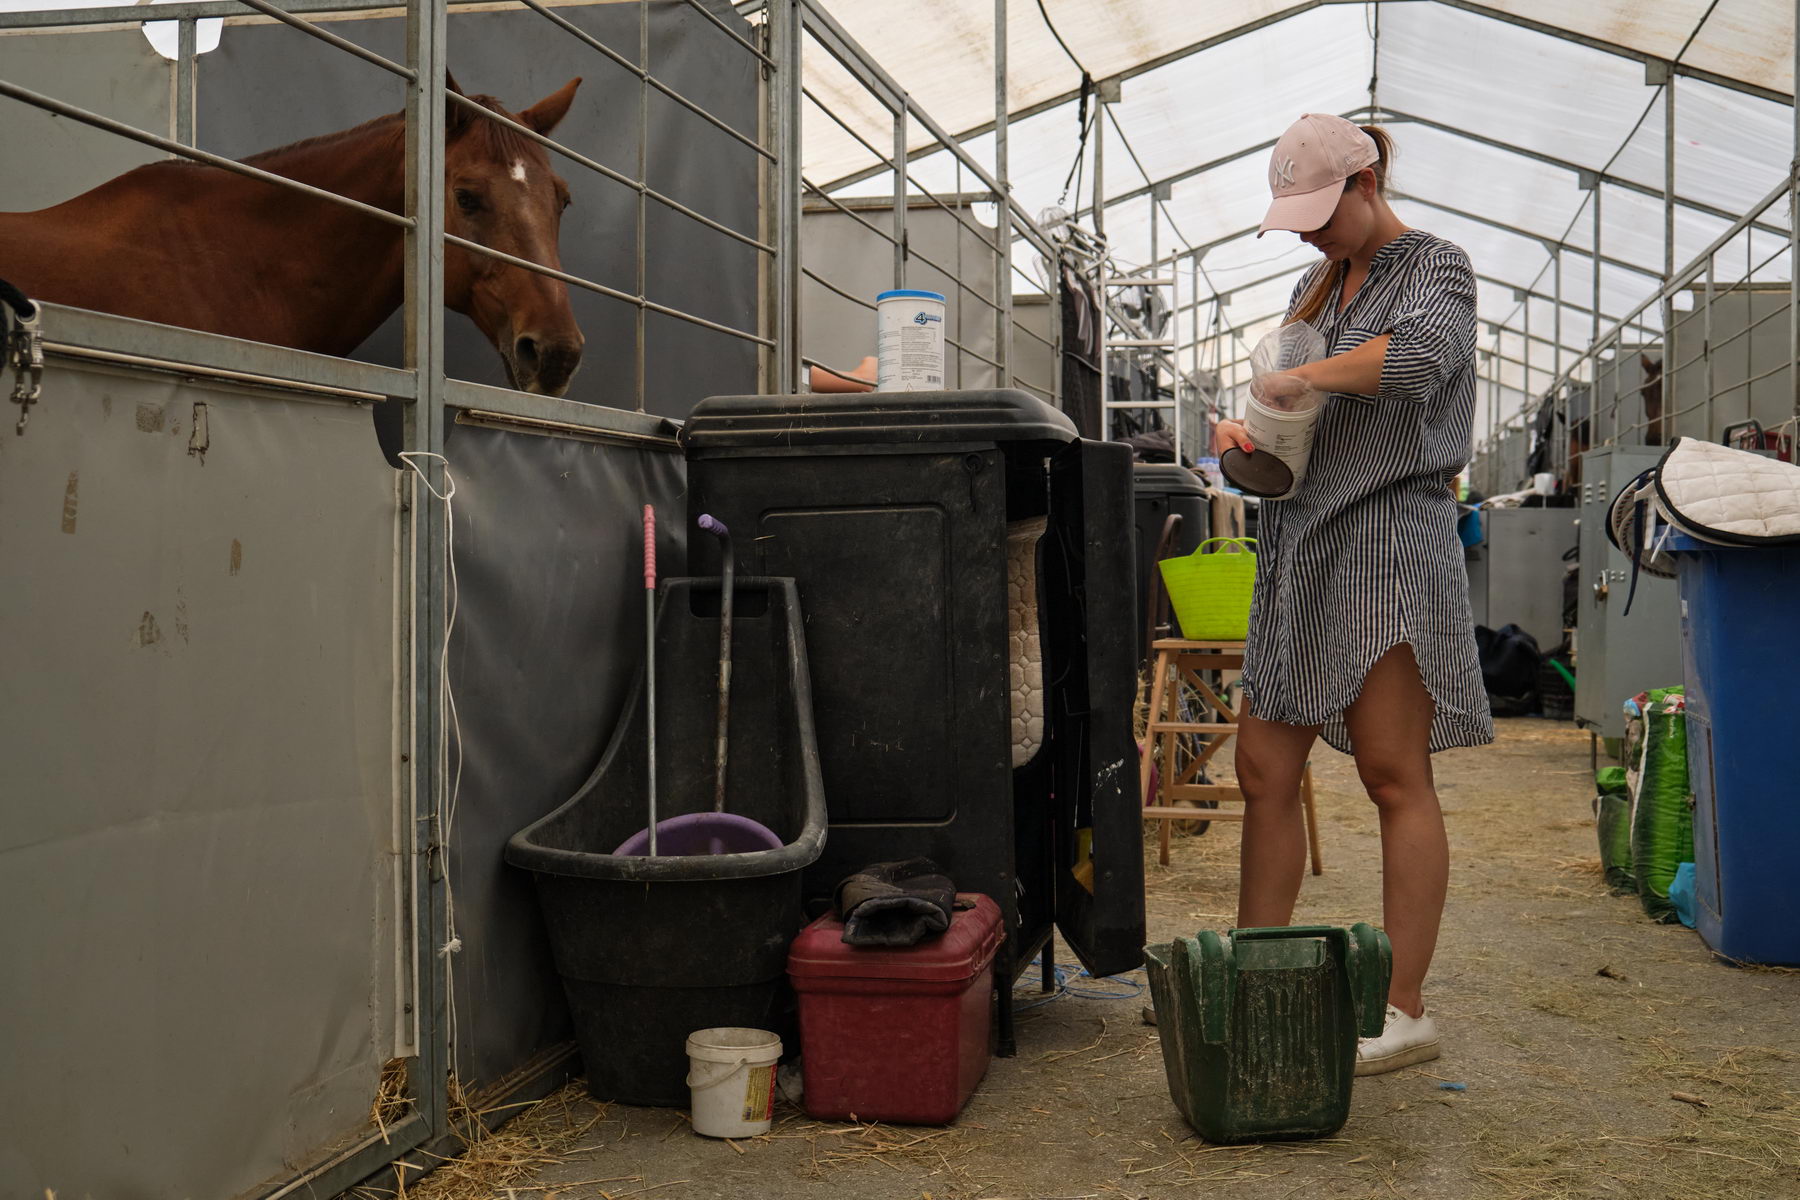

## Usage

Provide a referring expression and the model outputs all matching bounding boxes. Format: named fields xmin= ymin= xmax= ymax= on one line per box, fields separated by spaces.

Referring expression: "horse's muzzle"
xmin=514 ymin=334 xmax=583 ymax=397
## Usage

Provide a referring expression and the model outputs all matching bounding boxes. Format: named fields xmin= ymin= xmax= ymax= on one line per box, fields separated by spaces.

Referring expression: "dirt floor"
xmin=369 ymin=720 xmax=1800 ymax=1200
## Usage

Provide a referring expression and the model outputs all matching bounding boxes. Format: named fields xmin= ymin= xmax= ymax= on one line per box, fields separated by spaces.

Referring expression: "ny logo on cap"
xmin=1273 ymin=155 xmax=1297 ymax=189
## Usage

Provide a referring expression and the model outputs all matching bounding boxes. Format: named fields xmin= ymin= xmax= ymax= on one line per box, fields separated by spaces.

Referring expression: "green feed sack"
xmin=1595 ymin=766 xmax=1628 ymax=796
xmin=1595 ymin=793 xmax=1635 ymax=892
xmin=1629 ymin=689 xmax=1693 ymax=923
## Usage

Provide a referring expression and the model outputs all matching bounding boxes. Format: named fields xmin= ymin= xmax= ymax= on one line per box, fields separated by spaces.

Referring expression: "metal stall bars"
xmin=1470 ymin=52 xmax=1800 ymax=490
xmin=425 ymin=0 xmax=786 ymax=407
xmin=1506 ymin=73 xmax=1800 ymax=753
xmin=0 ymin=9 xmax=450 ymax=1196
xmin=1534 ymin=169 xmax=1799 ymax=469
xmin=796 ymin=0 xmax=1062 ymax=405
xmin=0 ymin=1 xmax=799 ymax=1196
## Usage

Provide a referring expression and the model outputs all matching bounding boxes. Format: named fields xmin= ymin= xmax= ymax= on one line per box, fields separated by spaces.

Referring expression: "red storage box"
xmin=787 ymin=893 xmax=1003 ymax=1124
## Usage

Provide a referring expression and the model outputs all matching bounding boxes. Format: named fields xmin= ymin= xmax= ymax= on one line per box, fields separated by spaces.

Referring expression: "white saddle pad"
xmin=1653 ymin=437 xmax=1800 ymax=544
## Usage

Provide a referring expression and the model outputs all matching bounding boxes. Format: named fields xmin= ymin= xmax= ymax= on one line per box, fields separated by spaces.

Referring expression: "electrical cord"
xmin=1037 ymin=0 xmax=1096 ymax=213
xmin=1012 ymin=956 xmax=1147 ymax=1013
xmin=1033 ymin=0 xmax=1084 ymax=71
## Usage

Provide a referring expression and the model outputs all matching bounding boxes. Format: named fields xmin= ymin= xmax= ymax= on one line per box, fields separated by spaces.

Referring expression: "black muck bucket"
xmin=506 ymin=577 xmax=826 ymax=1106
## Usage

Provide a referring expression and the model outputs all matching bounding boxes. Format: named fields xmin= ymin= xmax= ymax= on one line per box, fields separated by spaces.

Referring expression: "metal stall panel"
xmin=1011 ymin=293 xmax=1056 ymax=400
xmin=1670 ymin=286 xmax=1794 ymax=443
xmin=801 ymin=196 xmax=1002 ymax=390
xmin=441 ymin=418 xmax=687 ymax=1096
xmin=197 ymin=0 xmax=762 ymax=419
xmin=1482 ymin=508 xmax=1578 ymax=651
xmin=0 ymin=361 xmax=401 ymax=1199
xmin=1465 ymin=543 xmax=1490 ymax=630
xmin=1497 ymin=427 xmax=1530 ymax=492
xmin=0 ymin=28 xmax=169 ymax=211
xmin=1574 ymin=445 xmax=1685 ymax=738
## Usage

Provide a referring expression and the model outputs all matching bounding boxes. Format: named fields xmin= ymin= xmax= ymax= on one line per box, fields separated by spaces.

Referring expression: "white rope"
xmin=397 ymin=451 xmax=467 ymax=1059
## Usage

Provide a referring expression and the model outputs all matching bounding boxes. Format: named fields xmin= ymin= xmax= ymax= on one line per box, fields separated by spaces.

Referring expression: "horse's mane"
xmin=238 ymin=111 xmax=405 ymax=166
xmin=233 ymin=93 xmax=536 ymax=167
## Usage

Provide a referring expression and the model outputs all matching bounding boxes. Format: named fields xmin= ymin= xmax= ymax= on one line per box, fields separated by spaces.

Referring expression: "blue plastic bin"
xmin=1668 ymin=532 xmax=1800 ymax=966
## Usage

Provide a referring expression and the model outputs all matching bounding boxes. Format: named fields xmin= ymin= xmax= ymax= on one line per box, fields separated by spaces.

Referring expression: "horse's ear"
xmin=521 ymin=77 xmax=582 ymax=136
xmin=445 ymin=71 xmax=470 ymax=134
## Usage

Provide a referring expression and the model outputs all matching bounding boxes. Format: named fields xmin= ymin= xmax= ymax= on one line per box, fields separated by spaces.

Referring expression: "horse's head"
xmin=443 ymin=75 xmax=585 ymax=397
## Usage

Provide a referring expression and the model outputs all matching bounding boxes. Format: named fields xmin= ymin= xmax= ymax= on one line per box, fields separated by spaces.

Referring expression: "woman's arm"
xmin=1286 ymin=334 xmax=1390 ymax=397
xmin=1280 ymin=245 xmax=1477 ymax=402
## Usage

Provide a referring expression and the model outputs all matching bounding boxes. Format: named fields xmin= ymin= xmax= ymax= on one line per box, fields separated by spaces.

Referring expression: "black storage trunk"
xmin=681 ymin=390 xmax=1146 ymax=1049
xmin=1132 ymin=463 xmax=1209 ymax=664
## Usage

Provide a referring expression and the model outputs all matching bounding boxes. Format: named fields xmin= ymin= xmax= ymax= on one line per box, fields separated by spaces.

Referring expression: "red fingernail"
xmin=1245 ymin=442 xmax=1255 ymax=453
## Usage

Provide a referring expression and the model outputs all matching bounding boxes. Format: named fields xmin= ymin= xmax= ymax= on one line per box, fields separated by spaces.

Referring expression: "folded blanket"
xmin=834 ymin=858 xmax=957 ymax=947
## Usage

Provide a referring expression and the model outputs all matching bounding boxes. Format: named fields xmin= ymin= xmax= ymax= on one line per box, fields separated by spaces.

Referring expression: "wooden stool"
xmin=1140 ymin=637 xmax=1323 ymax=872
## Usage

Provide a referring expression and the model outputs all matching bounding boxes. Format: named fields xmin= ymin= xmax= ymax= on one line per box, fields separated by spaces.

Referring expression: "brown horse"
xmin=1640 ymin=352 xmax=1665 ymax=445
xmin=0 ymin=75 xmax=585 ymax=396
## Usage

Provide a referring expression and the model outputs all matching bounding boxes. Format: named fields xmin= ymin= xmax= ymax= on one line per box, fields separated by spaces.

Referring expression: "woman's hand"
xmin=1249 ymin=371 xmax=1313 ymax=405
xmin=1212 ymin=418 xmax=1253 ymax=457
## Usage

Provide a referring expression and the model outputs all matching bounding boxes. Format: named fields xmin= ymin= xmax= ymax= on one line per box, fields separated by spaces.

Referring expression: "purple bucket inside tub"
xmin=612 ymin=811 xmax=784 ymax=857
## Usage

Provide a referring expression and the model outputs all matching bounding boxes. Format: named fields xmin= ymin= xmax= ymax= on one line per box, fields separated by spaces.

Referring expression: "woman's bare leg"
xmin=1235 ymin=706 xmax=1323 ymax=929
xmin=1342 ymin=644 xmax=1444 ymax=1018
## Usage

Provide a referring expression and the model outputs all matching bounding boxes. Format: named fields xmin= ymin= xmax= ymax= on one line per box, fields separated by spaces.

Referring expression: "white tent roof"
xmin=797 ymin=0 xmax=1797 ymax=426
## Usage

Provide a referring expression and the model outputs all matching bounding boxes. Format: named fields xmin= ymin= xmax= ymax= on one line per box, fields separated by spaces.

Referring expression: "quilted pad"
xmin=1007 ymin=516 xmax=1048 ymax=768
xmin=1655 ymin=437 xmax=1800 ymax=543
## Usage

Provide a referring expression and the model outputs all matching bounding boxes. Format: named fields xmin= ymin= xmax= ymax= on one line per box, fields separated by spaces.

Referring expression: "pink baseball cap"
xmin=1258 ymin=113 xmax=1380 ymax=237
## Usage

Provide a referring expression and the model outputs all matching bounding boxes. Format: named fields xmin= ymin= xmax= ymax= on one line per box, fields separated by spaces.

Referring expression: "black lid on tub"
xmin=1132 ymin=463 xmax=1208 ymax=495
xmin=1219 ymin=446 xmax=1295 ymax=498
xmin=680 ymin=389 xmax=1079 ymax=452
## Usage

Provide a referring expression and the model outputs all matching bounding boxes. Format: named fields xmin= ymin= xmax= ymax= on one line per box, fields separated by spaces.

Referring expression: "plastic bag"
xmin=1248 ymin=324 xmax=1328 ymax=414
xmin=1668 ymin=862 xmax=1699 ymax=929
xmin=1238 ymin=323 xmax=1330 ymax=498
xmin=1249 ymin=321 xmax=1328 ymax=387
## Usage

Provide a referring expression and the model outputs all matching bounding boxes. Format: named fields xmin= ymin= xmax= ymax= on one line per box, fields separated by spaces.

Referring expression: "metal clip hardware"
xmin=8 ymin=307 xmax=43 ymax=435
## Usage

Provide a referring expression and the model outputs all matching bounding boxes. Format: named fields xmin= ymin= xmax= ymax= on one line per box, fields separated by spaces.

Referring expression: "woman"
xmin=1214 ymin=113 xmax=1493 ymax=1075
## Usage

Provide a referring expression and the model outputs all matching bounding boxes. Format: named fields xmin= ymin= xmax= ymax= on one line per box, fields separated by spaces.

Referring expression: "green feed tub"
xmin=1145 ymin=924 xmax=1391 ymax=1144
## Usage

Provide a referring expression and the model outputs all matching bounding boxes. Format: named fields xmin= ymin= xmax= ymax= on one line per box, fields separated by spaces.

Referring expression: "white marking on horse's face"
xmin=510 ymin=160 xmax=528 ymax=185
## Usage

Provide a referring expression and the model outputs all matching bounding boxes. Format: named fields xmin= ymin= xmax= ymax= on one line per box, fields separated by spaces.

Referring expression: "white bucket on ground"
xmin=1242 ymin=388 xmax=1323 ymax=500
xmin=686 ymin=1027 xmax=781 ymax=1138
xmin=875 ymin=289 xmax=947 ymax=391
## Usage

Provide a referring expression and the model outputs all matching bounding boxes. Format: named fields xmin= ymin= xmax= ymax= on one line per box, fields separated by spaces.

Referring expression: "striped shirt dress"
xmin=1240 ymin=229 xmax=1495 ymax=755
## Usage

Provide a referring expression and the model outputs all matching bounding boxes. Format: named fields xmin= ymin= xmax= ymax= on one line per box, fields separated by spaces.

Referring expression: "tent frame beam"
xmin=827 ymin=0 xmax=1793 ymax=196
xmin=1365 ymin=110 xmax=1789 ymax=242
xmin=1071 ymin=106 xmax=1786 ymax=248
xmin=1431 ymin=0 xmax=1789 ymax=106
xmin=1197 ymin=307 xmax=1597 ymax=379
xmin=814 ymin=0 xmax=1333 ymax=193
xmin=1389 ymin=193 xmax=1664 ymax=280
xmin=1069 ymin=109 xmax=1366 ymax=222
xmin=1186 ymin=261 xmax=1652 ymax=347
xmin=1142 ymin=201 xmax=1657 ymax=284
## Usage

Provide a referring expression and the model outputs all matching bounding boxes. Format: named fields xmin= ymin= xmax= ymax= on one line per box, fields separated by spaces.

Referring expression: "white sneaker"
xmin=1355 ymin=1003 xmax=1440 ymax=1076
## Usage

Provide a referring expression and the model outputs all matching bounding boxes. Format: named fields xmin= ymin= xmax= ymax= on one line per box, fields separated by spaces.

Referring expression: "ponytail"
xmin=1285 ymin=125 xmax=1396 ymax=327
